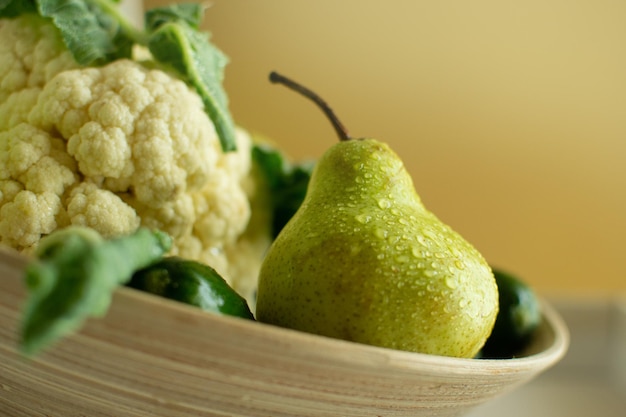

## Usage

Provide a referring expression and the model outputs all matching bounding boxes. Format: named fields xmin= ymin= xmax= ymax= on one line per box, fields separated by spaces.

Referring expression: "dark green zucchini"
xmin=128 ymin=257 xmax=254 ymax=320
xmin=480 ymin=268 xmax=541 ymax=358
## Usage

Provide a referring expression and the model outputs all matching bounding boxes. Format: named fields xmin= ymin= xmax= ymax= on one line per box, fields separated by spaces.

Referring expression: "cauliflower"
xmin=0 ymin=14 xmax=271 ymax=301
xmin=0 ymin=15 xmax=79 ymax=131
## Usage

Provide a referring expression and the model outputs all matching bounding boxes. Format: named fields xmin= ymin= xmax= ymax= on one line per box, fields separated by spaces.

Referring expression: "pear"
xmin=256 ymin=72 xmax=498 ymax=358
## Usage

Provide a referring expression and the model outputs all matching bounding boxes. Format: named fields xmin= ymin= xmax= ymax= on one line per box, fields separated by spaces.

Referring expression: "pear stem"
xmin=269 ymin=71 xmax=352 ymax=142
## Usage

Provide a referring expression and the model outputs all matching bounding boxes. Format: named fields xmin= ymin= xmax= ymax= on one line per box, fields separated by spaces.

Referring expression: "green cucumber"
xmin=480 ymin=268 xmax=541 ymax=358
xmin=128 ymin=257 xmax=254 ymax=320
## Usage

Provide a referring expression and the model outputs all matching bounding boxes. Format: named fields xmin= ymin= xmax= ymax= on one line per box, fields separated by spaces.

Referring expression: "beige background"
xmin=144 ymin=0 xmax=625 ymax=296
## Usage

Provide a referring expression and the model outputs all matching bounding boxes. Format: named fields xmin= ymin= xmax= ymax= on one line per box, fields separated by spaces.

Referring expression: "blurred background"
xmin=143 ymin=0 xmax=625 ymax=297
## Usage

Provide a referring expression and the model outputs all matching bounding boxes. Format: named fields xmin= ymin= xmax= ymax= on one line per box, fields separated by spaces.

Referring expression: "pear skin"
xmin=256 ymin=138 xmax=498 ymax=358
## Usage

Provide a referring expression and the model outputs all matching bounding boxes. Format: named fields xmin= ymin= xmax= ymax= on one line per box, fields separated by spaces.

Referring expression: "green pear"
xmin=256 ymin=72 xmax=498 ymax=358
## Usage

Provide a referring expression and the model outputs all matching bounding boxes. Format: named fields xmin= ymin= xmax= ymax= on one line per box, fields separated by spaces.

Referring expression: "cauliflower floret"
xmin=0 ymin=124 xmax=77 ymax=249
xmin=66 ymin=182 xmax=141 ymax=238
xmin=192 ymin=129 xmax=252 ymax=248
xmin=165 ymin=128 xmax=259 ymax=297
xmin=0 ymin=190 xmax=64 ymax=250
xmin=0 ymin=179 xmax=23 ymax=204
xmin=223 ymin=154 xmax=274 ymax=304
xmin=0 ymin=124 xmax=78 ymax=195
xmin=0 ymin=15 xmax=79 ymax=131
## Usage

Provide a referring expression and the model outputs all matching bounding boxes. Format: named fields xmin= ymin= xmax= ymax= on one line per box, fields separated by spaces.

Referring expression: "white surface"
xmin=468 ymin=376 xmax=624 ymax=417
xmin=467 ymin=297 xmax=626 ymax=416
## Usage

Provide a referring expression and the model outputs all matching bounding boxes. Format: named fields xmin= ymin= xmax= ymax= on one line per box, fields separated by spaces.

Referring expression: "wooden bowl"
xmin=0 ymin=248 xmax=568 ymax=417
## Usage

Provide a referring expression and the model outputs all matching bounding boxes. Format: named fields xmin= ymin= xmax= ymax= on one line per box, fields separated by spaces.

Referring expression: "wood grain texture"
xmin=0 ymin=248 xmax=568 ymax=416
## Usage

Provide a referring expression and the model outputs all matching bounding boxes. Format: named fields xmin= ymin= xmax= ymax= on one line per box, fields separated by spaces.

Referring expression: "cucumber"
xmin=480 ymin=268 xmax=541 ymax=358
xmin=128 ymin=257 xmax=254 ymax=320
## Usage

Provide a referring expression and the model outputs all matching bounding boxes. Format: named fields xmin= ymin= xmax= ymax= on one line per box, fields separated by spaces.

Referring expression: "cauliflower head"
xmin=0 ymin=15 xmax=271 ymax=300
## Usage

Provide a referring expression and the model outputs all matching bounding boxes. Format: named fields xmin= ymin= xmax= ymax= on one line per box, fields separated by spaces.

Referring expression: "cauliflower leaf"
xmin=147 ymin=7 xmax=236 ymax=152
xmin=0 ymin=0 xmax=37 ymax=16
xmin=252 ymin=143 xmax=316 ymax=238
xmin=37 ymin=0 xmax=136 ymax=65
xmin=21 ymin=226 xmax=172 ymax=356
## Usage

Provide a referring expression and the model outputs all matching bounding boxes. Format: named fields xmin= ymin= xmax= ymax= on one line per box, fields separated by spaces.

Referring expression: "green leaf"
xmin=252 ymin=144 xmax=315 ymax=237
xmin=37 ymin=0 xmax=118 ymax=65
xmin=20 ymin=227 xmax=172 ymax=356
xmin=145 ymin=2 xmax=203 ymax=31
xmin=148 ymin=20 xmax=237 ymax=152
xmin=37 ymin=0 xmax=137 ymax=65
xmin=0 ymin=0 xmax=37 ymax=17
xmin=251 ymin=143 xmax=289 ymax=189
